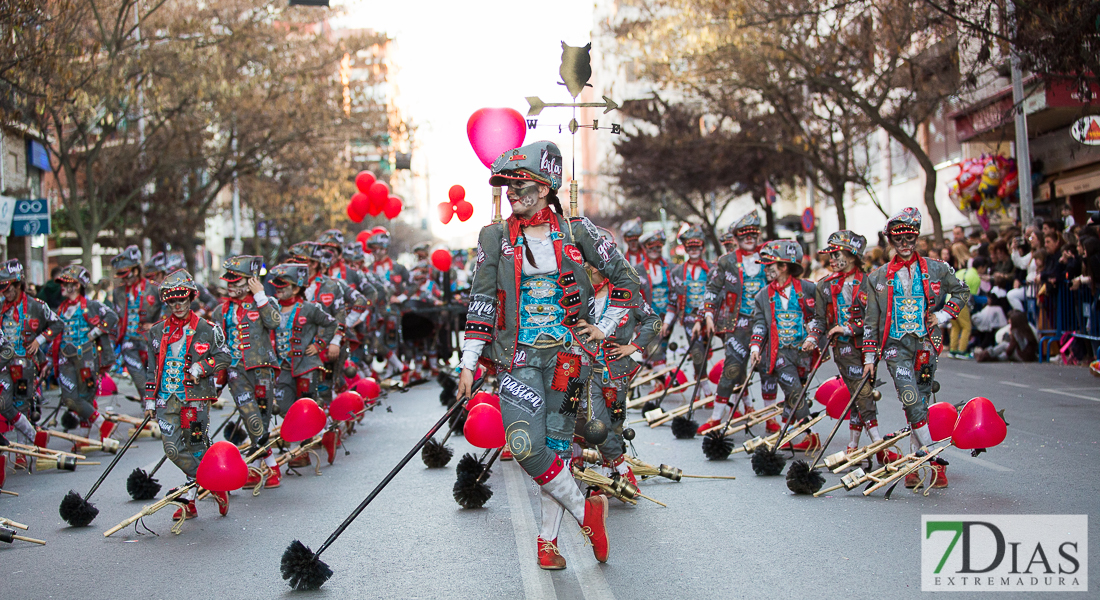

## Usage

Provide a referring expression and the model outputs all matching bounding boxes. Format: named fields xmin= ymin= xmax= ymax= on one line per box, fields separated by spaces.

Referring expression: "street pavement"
xmin=1 ymin=356 xmax=1097 ymax=599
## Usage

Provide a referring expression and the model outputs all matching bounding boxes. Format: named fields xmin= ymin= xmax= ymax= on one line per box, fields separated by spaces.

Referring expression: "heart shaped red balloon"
xmin=431 ymin=248 xmax=452 ymax=271
xmin=384 ymin=196 xmax=402 ymax=219
xmin=355 ymin=171 xmax=376 ymax=193
xmin=281 ymin=398 xmax=327 ymax=443
xmin=464 ymin=403 xmax=505 ymax=449
xmin=708 ymin=360 xmax=724 ymax=385
xmin=354 ymin=378 xmax=381 ymax=400
xmin=952 ymin=397 xmax=1007 ymax=450
xmin=448 ymin=184 xmax=465 ymax=203
xmin=438 ymin=202 xmax=455 ymax=224
xmin=330 ymin=391 xmax=366 ymax=422
xmin=927 ymin=402 xmax=959 ymax=442
xmin=467 ymin=107 xmax=526 ymax=168
xmin=815 ymin=376 xmax=846 ymax=406
xmin=467 ymin=391 xmax=500 ymax=412
xmin=454 ymin=200 xmax=474 ymax=222
xmin=826 ymin=386 xmax=852 ymax=420
xmin=196 ymin=440 xmax=248 ymax=492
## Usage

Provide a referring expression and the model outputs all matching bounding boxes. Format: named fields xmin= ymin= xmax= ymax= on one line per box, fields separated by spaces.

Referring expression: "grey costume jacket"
xmin=749 ymin=279 xmax=818 ymax=372
xmin=3 ymin=291 xmax=63 ymax=360
xmin=53 ymin=297 xmax=119 ymax=372
xmin=112 ymin=280 xmax=162 ymax=343
xmin=213 ymin=296 xmax=282 ymax=370
xmin=702 ymin=252 xmax=747 ymax=333
xmin=277 ymin=300 xmax=338 ymax=377
xmin=598 ymin=296 xmax=662 ymax=381
xmin=142 ymin=313 xmax=231 ymax=405
xmin=464 ymin=213 xmax=642 ymax=371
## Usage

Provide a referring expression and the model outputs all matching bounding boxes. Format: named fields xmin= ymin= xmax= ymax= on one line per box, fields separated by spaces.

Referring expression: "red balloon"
xmin=467 ymin=107 xmax=527 ymax=168
xmin=708 ymin=360 xmax=724 ymax=385
xmin=347 ymin=202 xmax=365 ymax=223
xmin=927 ymin=402 xmax=959 ymax=443
xmin=952 ymin=397 xmax=1007 ymax=450
xmin=330 ymin=391 xmax=366 ymax=422
xmin=367 ymin=182 xmax=389 ymax=216
xmin=467 ymin=391 xmax=499 ymax=412
xmin=196 ymin=440 xmax=248 ymax=492
xmin=664 ymin=370 xmax=688 ymax=387
xmin=356 ymin=230 xmax=371 ymax=248
xmin=454 ymin=200 xmax=474 ymax=222
xmin=281 ymin=398 xmax=327 ymax=443
xmin=384 ymin=196 xmax=402 ymax=219
xmin=814 ymin=376 xmax=846 ymax=406
xmin=826 ymin=386 xmax=853 ymax=420
xmin=354 ymin=378 xmax=382 ymax=400
xmin=448 ymin=185 xmax=465 ymax=203
xmin=464 ymin=403 xmax=505 ymax=449
xmin=351 ymin=192 xmax=370 ymax=216
xmin=438 ymin=202 xmax=455 ymax=224
xmin=355 ymin=171 xmax=376 ymax=193
xmin=431 ymin=248 xmax=452 ymax=271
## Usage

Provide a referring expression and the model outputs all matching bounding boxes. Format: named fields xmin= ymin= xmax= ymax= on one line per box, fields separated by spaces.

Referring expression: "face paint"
xmin=686 ymin=247 xmax=703 ymax=261
xmin=226 ymin=280 xmax=248 ymax=298
xmin=830 ymin=251 xmax=853 ymax=273
xmin=275 ymin=286 xmax=296 ymax=301
xmin=737 ymin=233 xmax=757 ymax=252
xmin=764 ymin=263 xmax=780 ymax=282
xmin=891 ymin=233 xmax=917 ymax=259
xmin=166 ymin=297 xmax=191 ymax=318
xmin=2 ymin=285 xmax=19 ymax=303
xmin=645 ymin=245 xmax=662 ymax=260
xmin=61 ymin=282 xmax=81 ymax=300
xmin=507 ymin=182 xmax=541 ymax=215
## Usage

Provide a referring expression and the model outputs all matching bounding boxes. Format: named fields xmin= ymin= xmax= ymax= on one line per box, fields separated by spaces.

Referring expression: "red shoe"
xmin=265 ymin=465 xmax=282 ymax=488
xmin=172 ymin=501 xmax=198 ymax=520
xmin=904 ymin=472 xmax=921 ymax=488
xmin=788 ymin=433 xmax=821 ymax=453
xmin=931 ymin=462 xmax=948 ymax=488
xmin=212 ymin=491 xmax=229 ymax=516
xmin=538 ymin=537 xmax=567 ymax=570
xmin=696 ymin=419 xmax=722 ymax=435
xmin=765 ymin=419 xmax=780 ymax=434
xmin=620 ymin=466 xmax=638 ymax=487
xmin=704 ymin=401 xmax=714 ymax=410
xmin=99 ymin=420 xmax=117 ymax=442
xmin=580 ymin=495 xmax=609 ymax=563
xmin=322 ymin=429 xmax=341 ymax=465
xmin=876 ymin=449 xmax=902 ymax=465
xmin=732 ymin=410 xmax=744 ymax=419
xmin=245 ymin=468 xmax=263 ymax=487
xmin=34 ymin=430 xmax=49 ymax=448
xmin=501 ymin=449 xmax=513 ymax=461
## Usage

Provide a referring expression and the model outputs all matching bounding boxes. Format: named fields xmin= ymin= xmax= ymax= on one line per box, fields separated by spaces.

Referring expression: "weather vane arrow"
xmin=525 ymin=95 xmax=620 ymax=117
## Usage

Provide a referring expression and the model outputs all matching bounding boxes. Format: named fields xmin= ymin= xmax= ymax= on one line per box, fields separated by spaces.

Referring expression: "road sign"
xmin=1070 ymin=115 xmax=1100 ymax=146
xmin=11 ymin=198 xmax=50 ymax=236
xmin=801 ymin=207 xmax=815 ymax=232
xmin=0 ymin=195 xmax=15 ymax=236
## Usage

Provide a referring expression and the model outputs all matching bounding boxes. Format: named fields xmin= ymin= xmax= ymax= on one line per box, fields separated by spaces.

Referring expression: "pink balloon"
xmin=347 ymin=203 xmax=365 ymax=223
xmin=438 ymin=202 xmax=455 ymax=224
xmin=431 ymin=248 xmax=452 ymax=271
xmin=708 ymin=360 xmax=724 ymax=385
xmin=455 ymin=200 xmax=474 ymax=222
xmin=814 ymin=376 xmax=846 ymax=406
xmin=464 ymin=403 xmax=505 ymax=449
xmin=330 ymin=391 xmax=366 ymax=422
xmin=367 ymin=182 xmax=389 ymax=216
xmin=927 ymin=402 xmax=959 ymax=443
xmin=467 ymin=391 xmax=499 ymax=412
xmin=952 ymin=397 xmax=1007 ymax=450
xmin=448 ymin=185 xmax=465 ymax=203
xmin=282 ymin=398 xmax=327 ymax=443
xmin=467 ymin=108 xmax=526 ymax=168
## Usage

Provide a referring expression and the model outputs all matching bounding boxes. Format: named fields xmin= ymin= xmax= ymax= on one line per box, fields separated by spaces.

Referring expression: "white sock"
xmin=912 ymin=423 xmax=933 ymax=448
xmin=709 ymin=402 xmax=728 ymax=422
xmin=867 ymin=425 xmax=883 ymax=443
xmin=539 ymin=488 xmax=565 ymax=541
xmin=184 ymin=486 xmax=198 ymax=501
xmin=90 ymin=414 xmax=105 ymax=439
xmin=13 ymin=413 xmax=36 ymax=443
xmin=387 ymin=353 xmax=403 ymax=371
xmin=540 ymin=466 xmax=586 ymax=522
xmin=848 ymin=427 xmax=861 ymax=449
xmin=265 ymin=453 xmax=278 ymax=468
xmin=615 ymin=461 xmax=631 ymax=476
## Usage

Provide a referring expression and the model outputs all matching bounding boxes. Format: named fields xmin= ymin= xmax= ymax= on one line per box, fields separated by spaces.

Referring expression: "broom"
xmin=571 ymin=467 xmax=667 ymax=507
xmin=127 ymin=405 xmax=239 ymax=501
xmin=453 ymin=447 xmax=502 ymax=509
xmin=60 ymin=415 xmax=152 ymax=527
xmin=701 ymin=356 xmax=760 ymax=460
xmin=421 ymin=401 xmax=469 ymax=468
xmin=281 ymin=377 xmax=482 ymax=590
xmin=670 ymin=331 xmax=715 ymax=439
xmin=638 ymin=329 xmax=699 ymax=416
xmin=622 ymin=455 xmax=736 ymax=481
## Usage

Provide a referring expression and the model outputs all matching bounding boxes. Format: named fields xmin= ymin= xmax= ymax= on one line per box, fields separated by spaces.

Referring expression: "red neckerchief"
xmin=278 ymin=297 xmax=298 ymax=307
xmin=222 ymin=294 xmax=254 ymax=321
xmin=734 ymin=247 xmax=759 ymax=263
xmin=58 ymin=295 xmax=88 ymax=316
xmin=592 ymin=279 xmax=608 ymax=296
xmin=507 ymin=206 xmax=555 ymax=244
xmin=681 ymin=258 xmax=709 ymax=280
xmin=127 ymin=278 xmax=147 ymax=300
xmin=1 ymin=290 xmax=27 ymax=320
xmin=163 ymin=312 xmax=197 ymax=346
xmin=886 ymin=253 xmax=919 ymax=277
xmin=768 ymin=278 xmax=792 ymax=299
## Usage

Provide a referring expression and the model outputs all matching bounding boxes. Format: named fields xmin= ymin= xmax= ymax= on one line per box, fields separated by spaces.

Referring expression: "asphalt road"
xmin=1 ymin=355 xmax=1097 ymax=599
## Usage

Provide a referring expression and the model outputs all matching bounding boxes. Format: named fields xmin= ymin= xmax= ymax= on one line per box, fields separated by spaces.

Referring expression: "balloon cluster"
xmin=347 ymin=171 xmax=403 ymax=223
xmin=949 ymin=154 xmax=1017 ymax=230
xmin=439 ymin=185 xmax=474 ymax=224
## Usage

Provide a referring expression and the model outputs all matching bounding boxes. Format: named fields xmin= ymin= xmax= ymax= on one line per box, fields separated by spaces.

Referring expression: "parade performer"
xmin=215 ymin=256 xmax=283 ymax=486
xmin=748 ymin=240 xmax=821 ymax=452
xmin=53 ymin=265 xmax=120 ymax=445
xmin=164 ymin=253 xmax=219 ymax=316
xmin=112 ymin=246 xmax=162 ymax=396
xmin=581 ymin=259 xmax=661 ymax=486
xmin=665 ymin=226 xmax=713 ymax=377
xmin=859 ymin=208 xmax=969 ymax=487
xmin=317 ymin=229 xmax=365 ymax=291
xmin=456 ymin=141 xmax=641 ymax=569
xmin=142 ymin=270 xmax=231 ymax=519
xmin=287 ymin=242 xmax=346 ymax=405
xmin=0 ymin=259 xmax=62 ymax=444
xmin=145 ymin=252 xmax=167 ymax=285
xmin=364 ymin=229 xmax=411 ymax=378
xmin=638 ymin=230 xmax=671 ymax=364
xmin=807 ymin=231 xmax=879 ymax=454
xmin=620 ymin=218 xmax=646 ymax=268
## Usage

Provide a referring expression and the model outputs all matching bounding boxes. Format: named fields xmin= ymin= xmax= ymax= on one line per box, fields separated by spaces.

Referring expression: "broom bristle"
xmin=420 ymin=438 xmax=454 ymax=468
xmin=751 ymin=446 xmax=787 ymax=476
xmin=785 ymin=459 xmax=826 ymax=494
xmin=60 ymin=411 xmax=80 ymax=431
xmin=447 ymin=407 xmax=467 ymax=433
xmin=437 ymin=373 xmax=458 ymax=406
xmin=126 ymin=467 xmax=162 ymax=500
xmin=59 ymin=490 xmax=99 ymax=527
xmin=455 ymin=453 xmax=483 ymax=482
xmin=281 ymin=539 xmax=333 ymax=590
xmin=223 ymin=421 xmax=248 ymax=445
xmin=453 ymin=478 xmax=493 ymax=509
xmin=670 ymin=416 xmax=698 ymax=439
xmin=701 ymin=431 xmax=735 ymax=460
xmin=641 ymin=400 xmax=661 ymax=415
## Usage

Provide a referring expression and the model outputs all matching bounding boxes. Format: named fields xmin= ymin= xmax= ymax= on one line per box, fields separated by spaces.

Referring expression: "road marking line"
xmin=954 ymin=373 xmax=982 ymax=380
xmin=559 ymin=510 xmax=617 ymax=600
xmin=999 ymin=381 xmax=1029 ymax=388
xmin=1038 ymin=388 xmax=1100 ymax=403
xmin=503 ymin=462 xmax=557 ymax=600
xmin=941 ymin=448 xmax=1013 ymax=472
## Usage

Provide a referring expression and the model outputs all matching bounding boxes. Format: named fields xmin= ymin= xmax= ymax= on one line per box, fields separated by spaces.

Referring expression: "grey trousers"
xmin=228 ymin=365 xmax=276 ymax=445
xmin=498 ymin=344 xmax=590 ymax=479
xmin=882 ymin=334 xmax=936 ymax=426
xmin=120 ymin=337 xmax=149 ymax=394
xmin=156 ymin=395 xmax=210 ymax=479
xmin=58 ymin=348 xmax=100 ymax=421
xmin=584 ymin=367 xmax=627 ymax=463
xmin=832 ymin=340 xmax=877 ymax=428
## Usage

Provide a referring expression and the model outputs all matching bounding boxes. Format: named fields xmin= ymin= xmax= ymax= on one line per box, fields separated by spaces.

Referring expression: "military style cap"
xmin=165 ymin=253 xmax=186 ymax=273
xmin=489 ymin=141 xmax=563 ymax=191
xmin=678 ymin=226 xmax=706 ymax=248
xmin=268 ymin=263 xmax=310 ymax=289
xmin=288 ymin=241 xmax=330 ymax=264
xmin=367 ymin=227 xmax=390 ymax=248
xmin=221 ymin=255 xmax=263 ymax=283
xmin=111 ymin=245 xmax=143 ymax=273
xmin=56 ymin=265 xmax=91 ymax=287
xmin=640 ymin=229 xmax=666 ymax=247
xmin=317 ymin=229 xmax=345 ymax=248
xmin=620 ymin=218 xmax=643 ymax=239
xmin=759 ymin=239 xmax=805 ymax=277
xmin=145 ymin=252 xmax=167 ymax=274
xmin=885 ymin=207 xmax=922 ymax=236
xmin=719 ymin=230 xmax=735 ymax=243
xmin=343 ymin=242 xmax=365 ymax=262
xmin=818 ymin=230 xmax=868 ymax=256
xmin=0 ymin=259 xmax=25 ymax=285
xmin=161 ymin=270 xmax=198 ymax=302
xmin=412 ymin=242 xmax=431 ymax=254
xmin=731 ymin=210 xmax=762 ymax=236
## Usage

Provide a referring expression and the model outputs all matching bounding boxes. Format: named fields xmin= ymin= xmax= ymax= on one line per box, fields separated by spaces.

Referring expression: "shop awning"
xmin=950 ymin=76 xmax=1100 ymax=143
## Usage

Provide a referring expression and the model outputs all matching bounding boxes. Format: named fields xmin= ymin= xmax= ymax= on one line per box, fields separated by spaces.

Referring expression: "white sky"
xmin=336 ymin=0 xmax=598 ymax=248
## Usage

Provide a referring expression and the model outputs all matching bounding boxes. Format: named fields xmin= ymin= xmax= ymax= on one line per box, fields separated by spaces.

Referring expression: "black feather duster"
xmin=751 ymin=446 xmax=787 ymax=476
xmin=670 ymin=416 xmax=698 ymax=439
xmin=785 ymin=459 xmax=825 ymax=495
xmin=701 ymin=431 xmax=735 ymax=460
